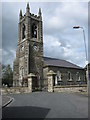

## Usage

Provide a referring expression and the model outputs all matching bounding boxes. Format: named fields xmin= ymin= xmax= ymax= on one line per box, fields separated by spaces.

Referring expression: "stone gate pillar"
xmin=47 ymin=70 xmax=56 ymax=92
xmin=28 ymin=73 xmax=36 ymax=92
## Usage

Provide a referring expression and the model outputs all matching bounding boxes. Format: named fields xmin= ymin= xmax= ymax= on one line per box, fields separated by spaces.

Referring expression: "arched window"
xmin=76 ymin=72 xmax=81 ymax=81
xmin=68 ymin=71 xmax=71 ymax=80
xmin=57 ymin=71 xmax=61 ymax=81
xmin=55 ymin=71 xmax=62 ymax=85
xmin=22 ymin=24 xmax=25 ymax=39
xmin=20 ymin=67 xmax=24 ymax=77
xmin=32 ymin=23 xmax=37 ymax=38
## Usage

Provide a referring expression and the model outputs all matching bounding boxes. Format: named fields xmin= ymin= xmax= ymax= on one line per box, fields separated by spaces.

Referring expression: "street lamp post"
xmin=73 ymin=26 xmax=88 ymax=95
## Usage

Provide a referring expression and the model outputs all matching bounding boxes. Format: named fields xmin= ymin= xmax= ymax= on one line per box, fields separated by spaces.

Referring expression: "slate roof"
xmin=44 ymin=57 xmax=83 ymax=69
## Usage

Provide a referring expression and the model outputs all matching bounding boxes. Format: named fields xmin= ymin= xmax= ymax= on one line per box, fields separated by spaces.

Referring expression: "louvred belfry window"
xmin=32 ymin=23 xmax=37 ymax=38
xmin=22 ymin=24 xmax=25 ymax=39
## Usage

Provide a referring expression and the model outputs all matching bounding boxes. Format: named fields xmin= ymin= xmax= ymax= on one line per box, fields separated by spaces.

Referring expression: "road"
xmin=2 ymin=92 xmax=88 ymax=119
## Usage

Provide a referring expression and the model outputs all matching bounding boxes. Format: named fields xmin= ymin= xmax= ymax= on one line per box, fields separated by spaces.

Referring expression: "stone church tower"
xmin=13 ymin=3 xmax=43 ymax=88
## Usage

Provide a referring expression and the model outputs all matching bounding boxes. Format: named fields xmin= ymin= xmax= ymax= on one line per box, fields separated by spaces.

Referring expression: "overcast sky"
xmin=1 ymin=2 xmax=88 ymax=68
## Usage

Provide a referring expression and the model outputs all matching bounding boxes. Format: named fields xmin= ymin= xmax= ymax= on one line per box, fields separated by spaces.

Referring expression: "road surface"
xmin=2 ymin=92 xmax=88 ymax=119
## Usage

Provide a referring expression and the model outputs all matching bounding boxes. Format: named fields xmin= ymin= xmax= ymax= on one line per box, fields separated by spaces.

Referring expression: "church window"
xmin=25 ymin=70 xmax=27 ymax=74
xmin=22 ymin=68 xmax=24 ymax=76
xmin=20 ymin=67 xmax=24 ymax=77
xmin=55 ymin=71 xmax=62 ymax=85
xmin=68 ymin=72 xmax=71 ymax=80
xmin=57 ymin=71 xmax=61 ymax=81
xmin=20 ymin=67 xmax=22 ymax=75
xmin=76 ymin=72 xmax=81 ymax=81
xmin=32 ymin=23 xmax=37 ymax=38
xmin=22 ymin=24 xmax=25 ymax=39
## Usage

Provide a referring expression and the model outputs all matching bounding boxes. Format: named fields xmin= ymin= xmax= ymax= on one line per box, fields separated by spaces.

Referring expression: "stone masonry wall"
xmin=54 ymin=85 xmax=87 ymax=93
xmin=2 ymin=87 xmax=29 ymax=95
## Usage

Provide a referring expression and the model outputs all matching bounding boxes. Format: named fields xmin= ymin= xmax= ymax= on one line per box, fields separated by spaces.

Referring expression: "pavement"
xmin=0 ymin=95 xmax=13 ymax=120
xmin=2 ymin=95 xmax=13 ymax=108
xmin=2 ymin=92 xmax=88 ymax=119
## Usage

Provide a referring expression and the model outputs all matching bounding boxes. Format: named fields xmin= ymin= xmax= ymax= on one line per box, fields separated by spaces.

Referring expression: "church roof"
xmin=44 ymin=57 xmax=83 ymax=69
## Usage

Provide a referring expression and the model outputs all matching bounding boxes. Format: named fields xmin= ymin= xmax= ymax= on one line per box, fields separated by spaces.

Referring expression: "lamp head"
xmin=73 ymin=26 xmax=80 ymax=29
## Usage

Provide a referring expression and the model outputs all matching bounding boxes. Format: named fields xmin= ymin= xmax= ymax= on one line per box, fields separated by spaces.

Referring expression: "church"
xmin=13 ymin=3 xmax=86 ymax=91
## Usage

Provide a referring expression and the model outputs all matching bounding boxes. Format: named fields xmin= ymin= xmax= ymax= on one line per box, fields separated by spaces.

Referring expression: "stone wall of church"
xmin=54 ymin=85 xmax=87 ymax=93
xmin=43 ymin=66 xmax=86 ymax=87
xmin=43 ymin=67 xmax=48 ymax=87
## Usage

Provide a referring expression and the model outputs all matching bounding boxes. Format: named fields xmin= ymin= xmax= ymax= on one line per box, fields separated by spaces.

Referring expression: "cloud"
xmin=2 ymin=2 xmax=88 ymax=68
xmin=43 ymin=2 xmax=88 ymax=67
xmin=44 ymin=2 xmax=88 ymax=35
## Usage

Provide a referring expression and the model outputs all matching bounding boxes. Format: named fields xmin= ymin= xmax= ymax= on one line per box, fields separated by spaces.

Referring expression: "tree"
xmin=2 ymin=64 xmax=13 ymax=87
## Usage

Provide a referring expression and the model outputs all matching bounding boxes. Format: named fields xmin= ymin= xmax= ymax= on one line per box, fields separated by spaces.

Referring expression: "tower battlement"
xmin=19 ymin=3 xmax=42 ymax=22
